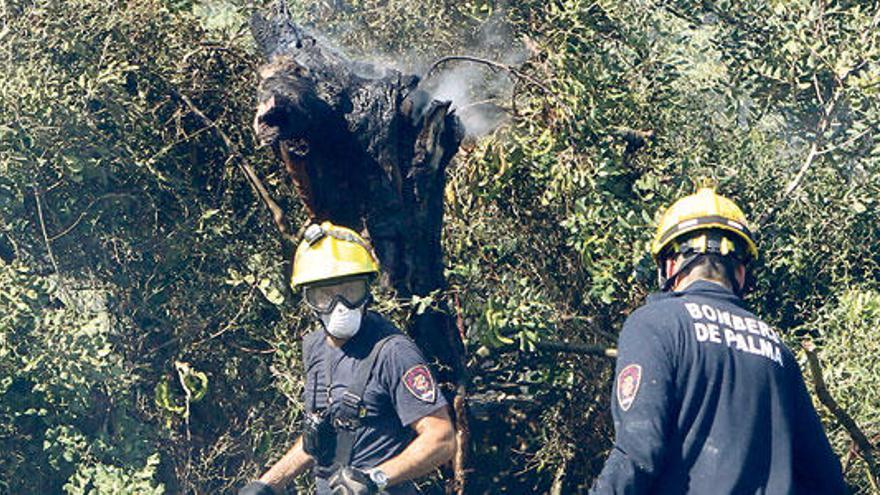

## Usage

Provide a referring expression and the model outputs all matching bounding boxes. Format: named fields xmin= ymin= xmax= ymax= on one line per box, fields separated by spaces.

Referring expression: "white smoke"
xmin=416 ymin=13 xmax=527 ymax=138
xmin=294 ymin=7 xmax=528 ymax=138
xmin=418 ymin=63 xmax=513 ymax=138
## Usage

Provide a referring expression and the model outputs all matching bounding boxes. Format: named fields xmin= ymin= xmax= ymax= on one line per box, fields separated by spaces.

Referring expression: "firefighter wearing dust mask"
xmin=240 ymin=222 xmax=454 ymax=495
xmin=589 ymin=187 xmax=846 ymax=494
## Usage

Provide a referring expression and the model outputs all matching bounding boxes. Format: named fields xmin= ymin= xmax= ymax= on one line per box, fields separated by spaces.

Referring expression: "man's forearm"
xmin=377 ymin=421 xmax=455 ymax=486
xmin=259 ymin=437 xmax=314 ymax=490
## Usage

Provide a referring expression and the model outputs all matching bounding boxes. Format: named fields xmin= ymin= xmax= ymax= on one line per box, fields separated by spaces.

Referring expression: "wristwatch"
xmin=366 ymin=468 xmax=389 ymax=492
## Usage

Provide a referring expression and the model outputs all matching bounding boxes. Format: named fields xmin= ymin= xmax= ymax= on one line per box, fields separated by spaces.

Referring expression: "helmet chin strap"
xmin=659 ymin=253 xmax=702 ymax=292
xmin=721 ymin=256 xmax=744 ymax=297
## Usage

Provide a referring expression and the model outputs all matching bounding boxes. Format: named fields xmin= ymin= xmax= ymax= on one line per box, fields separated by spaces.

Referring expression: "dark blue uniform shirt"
xmin=591 ymin=280 xmax=846 ymax=494
xmin=302 ymin=311 xmax=448 ymax=495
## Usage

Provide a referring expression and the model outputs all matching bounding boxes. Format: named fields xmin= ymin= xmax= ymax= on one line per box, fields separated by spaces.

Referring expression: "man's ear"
xmin=736 ymin=263 xmax=746 ymax=290
xmin=665 ymin=257 xmax=677 ymax=278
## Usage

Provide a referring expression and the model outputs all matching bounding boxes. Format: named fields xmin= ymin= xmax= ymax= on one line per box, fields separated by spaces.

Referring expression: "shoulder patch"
xmin=402 ymin=364 xmax=436 ymax=404
xmin=616 ymin=364 xmax=642 ymax=412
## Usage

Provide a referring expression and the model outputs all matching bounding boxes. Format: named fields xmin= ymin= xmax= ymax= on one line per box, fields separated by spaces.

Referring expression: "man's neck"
xmin=673 ymin=274 xmax=731 ymax=292
xmin=327 ymin=334 xmax=349 ymax=347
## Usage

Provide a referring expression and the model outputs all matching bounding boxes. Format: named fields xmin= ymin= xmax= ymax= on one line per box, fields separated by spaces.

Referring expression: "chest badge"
xmin=403 ymin=365 xmax=436 ymax=403
xmin=616 ymin=364 xmax=642 ymax=412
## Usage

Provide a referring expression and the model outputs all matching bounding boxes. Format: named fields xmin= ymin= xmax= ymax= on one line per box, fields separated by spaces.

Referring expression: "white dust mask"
xmin=319 ymin=303 xmax=364 ymax=340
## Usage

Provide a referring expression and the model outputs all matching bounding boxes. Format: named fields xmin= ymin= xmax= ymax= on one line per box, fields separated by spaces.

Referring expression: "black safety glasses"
xmin=303 ymin=277 xmax=369 ymax=313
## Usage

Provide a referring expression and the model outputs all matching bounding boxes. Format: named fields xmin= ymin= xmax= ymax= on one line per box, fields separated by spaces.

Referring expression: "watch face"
xmin=369 ymin=469 xmax=388 ymax=487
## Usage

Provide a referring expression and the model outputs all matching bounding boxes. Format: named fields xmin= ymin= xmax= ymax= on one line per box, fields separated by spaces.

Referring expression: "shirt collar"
xmin=647 ymin=279 xmax=744 ymax=306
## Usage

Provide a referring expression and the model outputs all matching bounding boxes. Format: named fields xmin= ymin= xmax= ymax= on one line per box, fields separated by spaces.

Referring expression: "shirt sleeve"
xmin=789 ymin=358 xmax=847 ymax=494
xmin=379 ymin=336 xmax=448 ymax=427
xmin=299 ymin=330 xmax=323 ymax=412
xmin=591 ymin=305 xmax=679 ymax=494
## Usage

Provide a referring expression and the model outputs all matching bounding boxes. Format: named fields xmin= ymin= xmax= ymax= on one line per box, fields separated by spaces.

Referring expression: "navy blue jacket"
xmin=302 ymin=312 xmax=448 ymax=495
xmin=590 ymin=281 xmax=846 ymax=494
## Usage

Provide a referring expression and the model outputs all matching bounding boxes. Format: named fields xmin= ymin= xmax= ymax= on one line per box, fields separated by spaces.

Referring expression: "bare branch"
xmin=32 ymin=184 xmax=60 ymax=275
xmin=756 ymin=5 xmax=880 ymax=229
xmin=812 ymin=74 xmax=825 ymax=106
xmin=756 ymin=89 xmax=839 ymax=227
xmin=817 ymin=126 xmax=874 ymax=156
xmin=191 ymin=284 xmax=259 ymax=348
xmin=452 ymin=392 xmax=469 ymax=495
xmin=533 ymin=340 xmax=618 ymax=358
xmin=48 ymin=193 xmax=137 ymax=242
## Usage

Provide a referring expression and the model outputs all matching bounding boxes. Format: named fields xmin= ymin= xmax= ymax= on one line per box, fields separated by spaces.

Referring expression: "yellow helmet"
xmin=290 ymin=222 xmax=379 ymax=288
xmin=652 ymin=187 xmax=758 ymax=262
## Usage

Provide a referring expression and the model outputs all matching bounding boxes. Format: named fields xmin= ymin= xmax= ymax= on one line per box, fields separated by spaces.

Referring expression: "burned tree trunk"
xmin=251 ymin=2 xmax=469 ymax=491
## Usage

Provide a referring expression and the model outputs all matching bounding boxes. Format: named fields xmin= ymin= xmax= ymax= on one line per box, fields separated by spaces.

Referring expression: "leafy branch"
xmin=802 ymin=340 xmax=878 ymax=491
xmin=756 ymin=4 xmax=880 ymax=228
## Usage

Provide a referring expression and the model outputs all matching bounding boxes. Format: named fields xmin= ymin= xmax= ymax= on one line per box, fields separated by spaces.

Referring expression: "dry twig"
xmin=533 ymin=340 xmax=617 ymax=358
xmin=755 ymin=89 xmax=839 ymax=227
xmin=48 ymin=193 xmax=136 ymax=242
xmin=757 ymin=4 xmax=880 ymax=228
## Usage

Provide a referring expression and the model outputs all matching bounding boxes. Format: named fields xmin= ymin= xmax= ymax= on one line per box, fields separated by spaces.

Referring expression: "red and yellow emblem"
xmin=403 ymin=365 xmax=436 ymax=403
xmin=616 ymin=364 xmax=642 ymax=412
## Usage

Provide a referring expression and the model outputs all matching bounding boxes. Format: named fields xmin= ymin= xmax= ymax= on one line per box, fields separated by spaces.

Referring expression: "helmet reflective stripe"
xmin=677 ymin=219 xmax=699 ymax=230
xmin=673 ymin=231 xmax=745 ymax=259
xmin=655 ymin=214 xmax=756 ymax=259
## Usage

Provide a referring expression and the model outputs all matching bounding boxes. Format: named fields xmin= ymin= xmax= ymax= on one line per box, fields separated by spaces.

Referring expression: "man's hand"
xmin=238 ymin=481 xmax=277 ymax=495
xmin=328 ymin=466 xmax=379 ymax=495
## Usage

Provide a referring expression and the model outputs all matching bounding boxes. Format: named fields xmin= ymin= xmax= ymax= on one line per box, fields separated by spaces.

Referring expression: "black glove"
xmin=328 ymin=466 xmax=378 ymax=495
xmin=238 ymin=481 xmax=276 ymax=495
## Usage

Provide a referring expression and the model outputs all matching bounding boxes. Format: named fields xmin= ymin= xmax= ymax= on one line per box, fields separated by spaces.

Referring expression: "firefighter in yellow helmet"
xmin=291 ymin=222 xmax=381 ymax=340
xmin=590 ymin=187 xmax=846 ymax=494
xmin=240 ymin=222 xmax=454 ymax=495
xmin=651 ymin=186 xmax=758 ymax=295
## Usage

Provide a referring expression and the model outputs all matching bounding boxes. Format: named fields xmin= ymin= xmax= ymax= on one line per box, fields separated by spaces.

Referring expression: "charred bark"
xmin=251 ymin=2 xmax=469 ymax=490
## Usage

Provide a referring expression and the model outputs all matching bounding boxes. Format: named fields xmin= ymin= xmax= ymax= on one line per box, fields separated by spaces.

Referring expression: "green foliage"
xmin=64 ymin=454 xmax=164 ymax=495
xmin=0 ymin=262 xmax=159 ymax=493
xmin=0 ymin=0 xmax=305 ymax=491
xmin=806 ymin=288 xmax=880 ymax=493
xmin=1 ymin=0 xmax=878 ymax=492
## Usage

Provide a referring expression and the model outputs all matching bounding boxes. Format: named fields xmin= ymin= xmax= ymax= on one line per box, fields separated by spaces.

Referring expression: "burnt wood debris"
xmin=250 ymin=1 xmax=470 ymax=491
